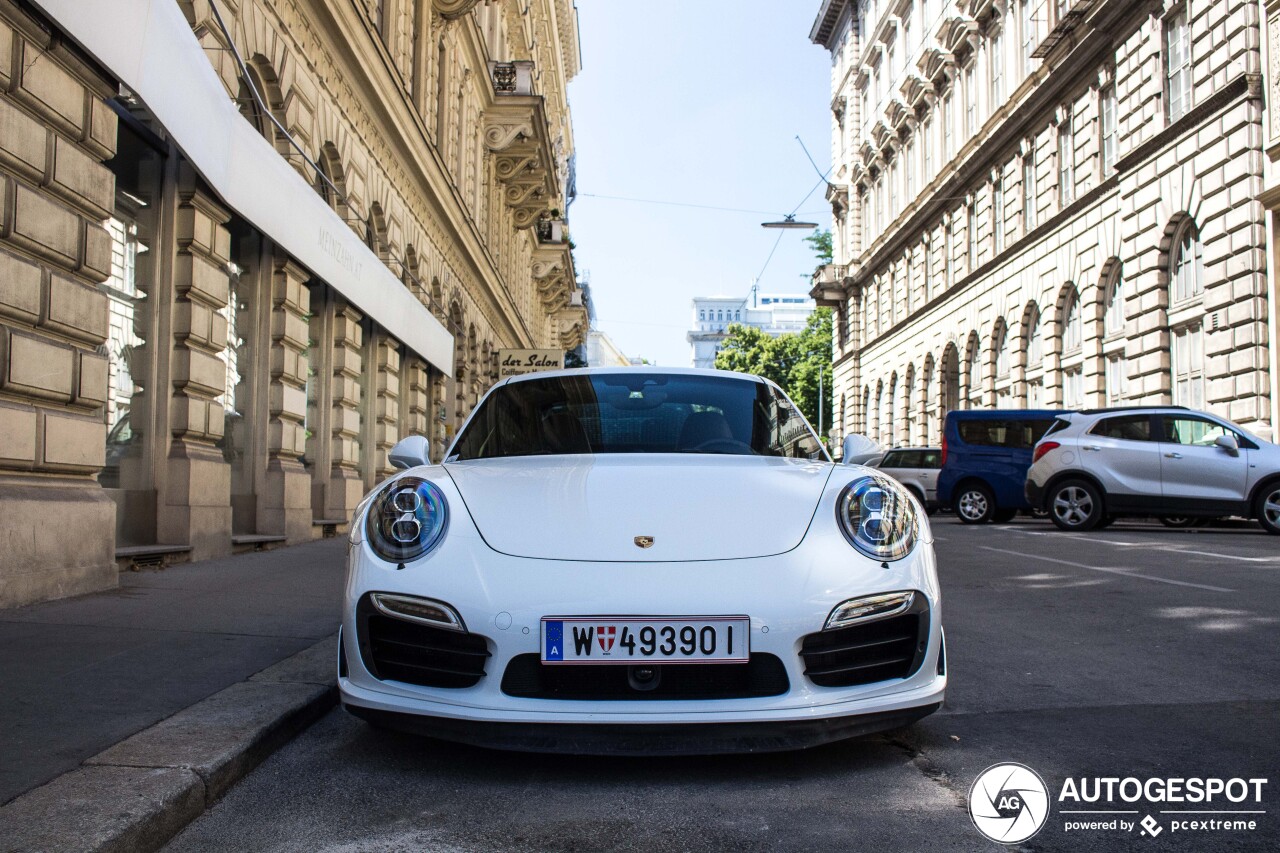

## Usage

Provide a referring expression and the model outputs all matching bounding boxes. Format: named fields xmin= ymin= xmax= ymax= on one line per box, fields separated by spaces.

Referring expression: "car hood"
xmin=443 ymin=455 xmax=834 ymax=562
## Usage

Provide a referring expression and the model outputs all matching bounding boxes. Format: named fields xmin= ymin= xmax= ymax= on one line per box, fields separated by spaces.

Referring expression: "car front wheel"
xmin=1257 ymin=485 xmax=1280 ymax=535
xmin=954 ymin=484 xmax=995 ymax=524
xmin=1048 ymin=480 xmax=1104 ymax=532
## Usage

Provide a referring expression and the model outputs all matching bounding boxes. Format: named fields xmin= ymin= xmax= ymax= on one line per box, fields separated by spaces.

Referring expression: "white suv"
xmin=1026 ymin=406 xmax=1280 ymax=535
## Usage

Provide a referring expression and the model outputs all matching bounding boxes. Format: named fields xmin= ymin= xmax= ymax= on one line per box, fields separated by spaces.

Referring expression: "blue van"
xmin=936 ymin=409 xmax=1064 ymax=523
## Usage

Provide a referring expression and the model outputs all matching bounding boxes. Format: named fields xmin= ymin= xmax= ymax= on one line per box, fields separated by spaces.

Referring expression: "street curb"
xmin=0 ymin=633 xmax=339 ymax=853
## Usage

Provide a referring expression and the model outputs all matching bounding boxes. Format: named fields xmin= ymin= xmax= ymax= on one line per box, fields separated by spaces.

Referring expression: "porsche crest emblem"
xmin=634 ymin=536 xmax=655 ymax=549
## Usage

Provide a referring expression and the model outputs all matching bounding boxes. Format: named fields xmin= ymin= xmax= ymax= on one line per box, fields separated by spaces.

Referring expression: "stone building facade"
xmin=810 ymin=0 xmax=1273 ymax=453
xmin=1 ymin=0 xmax=586 ymax=607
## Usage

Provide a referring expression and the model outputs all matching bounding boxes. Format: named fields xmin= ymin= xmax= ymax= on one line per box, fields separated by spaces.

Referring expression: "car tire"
xmin=1256 ymin=484 xmax=1280 ymax=535
xmin=1047 ymin=479 xmax=1104 ymax=532
xmin=992 ymin=508 xmax=1018 ymax=524
xmin=1158 ymin=516 xmax=1197 ymax=529
xmin=954 ymin=484 xmax=996 ymax=524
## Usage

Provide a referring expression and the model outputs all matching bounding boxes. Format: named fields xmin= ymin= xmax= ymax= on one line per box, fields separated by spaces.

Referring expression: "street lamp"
xmin=760 ymin=214 xmax=819 ymax=229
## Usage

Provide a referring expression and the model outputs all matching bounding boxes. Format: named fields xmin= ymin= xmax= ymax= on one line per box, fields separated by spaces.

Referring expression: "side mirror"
xmin=1214 ymin=433 xmax=1239 ymax=457
xmin=389 ymin=435 xmax=431 ymax=469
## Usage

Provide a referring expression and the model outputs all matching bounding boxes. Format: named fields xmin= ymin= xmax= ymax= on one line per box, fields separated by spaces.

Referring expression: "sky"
xmin=567 ymin=1 xmax=834 ymax=366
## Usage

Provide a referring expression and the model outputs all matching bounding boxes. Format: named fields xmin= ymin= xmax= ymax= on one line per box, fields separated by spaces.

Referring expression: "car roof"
xmin=946 ymin=409 xmax=1066 ymax=420
xmin=1073 ymin=405 xmax=1191 ymax=416
xmin=502 ymin=366 xmax=770 ymax=387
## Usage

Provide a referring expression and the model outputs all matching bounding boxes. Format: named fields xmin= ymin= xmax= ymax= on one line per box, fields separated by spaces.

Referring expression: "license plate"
xmin=540 ymin=616 xmax=750 ymax=665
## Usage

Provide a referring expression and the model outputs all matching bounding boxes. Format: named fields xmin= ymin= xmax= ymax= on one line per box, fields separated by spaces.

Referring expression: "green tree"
xmin=714 ymin=308 xmax=833 ymax=439
xmin=803 ymin=229 xmax=833 ymax=272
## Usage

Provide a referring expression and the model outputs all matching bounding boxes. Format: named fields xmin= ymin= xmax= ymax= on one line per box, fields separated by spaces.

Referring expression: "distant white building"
xmin=687 ymin=289 xmax=816 ymax=368
xmin=587 ymin=330 xmax=632 ymax=367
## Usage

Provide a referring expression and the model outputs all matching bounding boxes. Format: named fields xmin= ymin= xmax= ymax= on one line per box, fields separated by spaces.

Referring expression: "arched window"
xmin=1171 ymin=221 xmax=1203 ymax=302
xmin=1103 ymin=267 xmax=1124 ymax=336
xmin=965 ymin=340 xmax=981 ymax=408
xmin=1062 ymin=289 xmax=1082 ymax=352
xmin=1027 ymin=309 xmax=1043 ymax=363
xmin=995 ymin=325 xmax=1011 ymax=377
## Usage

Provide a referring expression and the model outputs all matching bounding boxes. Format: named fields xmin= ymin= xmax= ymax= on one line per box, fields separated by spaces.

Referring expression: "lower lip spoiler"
xmin=342 ymin=701 xmax=941 ymax=755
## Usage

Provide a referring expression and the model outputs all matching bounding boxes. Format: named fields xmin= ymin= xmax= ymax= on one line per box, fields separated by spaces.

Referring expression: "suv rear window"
xmin=956 ymin=419 xmax=1056 ymax=449
xmin=880 ymin=450 xmax=908 ymax=467
xmin=1091 ymin=415 xmax=1152 ymax=441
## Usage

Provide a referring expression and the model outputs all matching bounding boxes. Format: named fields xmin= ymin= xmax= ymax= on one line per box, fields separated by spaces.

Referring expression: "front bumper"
xmin=343 ymin=701 xmax=942 ymax=755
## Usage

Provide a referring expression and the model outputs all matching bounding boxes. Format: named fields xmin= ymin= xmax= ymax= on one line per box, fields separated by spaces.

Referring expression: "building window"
xmin=945 ymin=214 xmax=956 ymax=289
xmin=875 ymin=177 xmax=884 ymax=233
xmin=1062 ymin=291 xmax=1082 ymax=352
xmin=995 ymin=325 xmax=1011 ymax=377
xmin=1105 ymin=354 xmax=1128 ymax=405
xmin=989 ymin=32 xmax=1004 ymax=108
xmin=923 ymin=117 xmax=933 ymax=180
xmin=699 ymin=310 xmax=706 ymax=321
xmin=1062 ymin=366 xmax=1083 ymax=409
xmin=1171 ymin=221 xmax=1203 ymax=302
xmin=992 ymin=180 xmax=1005 ymax=254
xmin=1100 ymin=80 xmax=1117 ymax=175
xmin=1022 ymin=147 xmax=1036 ymax=231
xmin=967 ymin=201 xmax=978 ymax=272
xmin=889 ymin=161 xmax=899 ymax=218
xmin=943 ymin=92 xmax=954 ymax=160
xmin=1103 ymin=268 xmax=1124 ymax=336
xmin=1021 ymin=0 xmax=1037 ymax=76
xmin=923 ymin=237 xmax=933 ymax=300
xmin=1165 ymin=6 xmax=1191 ymax=122
xmin=1171 ymin=323 xmax=1204 ymax=408
xmin=965 ymin=62 xmax=978 ymax=138
xmin=1027 ymin=309 xmax=1043 ymax=363
xmin=1057 ymin=114 xmax=1074 ymax=206
xmin=966 ymin=344 xmax=982 ymax=407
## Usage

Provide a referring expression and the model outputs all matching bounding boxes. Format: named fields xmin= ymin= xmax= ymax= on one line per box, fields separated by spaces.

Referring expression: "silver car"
xmin=874 ymin=447 xmax=942 ymax=514
xmin=1025 ymin=406 xmax=1280 ymax=534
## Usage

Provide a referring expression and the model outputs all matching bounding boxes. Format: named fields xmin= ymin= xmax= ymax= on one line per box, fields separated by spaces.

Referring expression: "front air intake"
xmin=356 ymin=593 xmax=490 ymax=688
xmin=799 ymin=596 xmax=930 ymax=688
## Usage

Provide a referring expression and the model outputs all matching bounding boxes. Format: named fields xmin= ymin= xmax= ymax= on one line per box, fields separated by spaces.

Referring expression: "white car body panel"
xmin=342 ymin=461 xmax=941 ymax=723
xmin=445 ymin=455 xmax=833 ymax=562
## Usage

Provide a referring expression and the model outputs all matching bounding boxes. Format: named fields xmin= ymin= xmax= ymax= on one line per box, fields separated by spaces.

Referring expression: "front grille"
xmin=500 ymin=654 xmax=789 ymax=700
xmin=799 ymin=597 xmax=930 ymax=688
xmin=356 ymin=594 xmax=490 ymax=688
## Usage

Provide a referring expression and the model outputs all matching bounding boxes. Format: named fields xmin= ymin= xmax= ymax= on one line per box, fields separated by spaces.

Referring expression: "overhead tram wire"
xmin=753 ymin=171 xmax=830 ymax=287
xmin=577 ymin=192 xmax=825 ymax=219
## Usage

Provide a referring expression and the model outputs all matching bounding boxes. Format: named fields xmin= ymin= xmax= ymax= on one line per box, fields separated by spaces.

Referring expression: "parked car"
xmin=874 ymin=447 xmax=942 ymax=513
xmin=340 ymin=368 xmax=945 ymax=753
xmin=936 ymin=409 xmax=1064 ymax=524
xmin=1026 ymin=406 xmax=1280 ymax=534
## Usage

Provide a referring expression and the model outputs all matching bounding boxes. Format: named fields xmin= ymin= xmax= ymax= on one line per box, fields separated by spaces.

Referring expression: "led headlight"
xmin=835 ymin=475 xmax=919 ymax=561
xmin=365 ymin=477 xmax=448 ymax=562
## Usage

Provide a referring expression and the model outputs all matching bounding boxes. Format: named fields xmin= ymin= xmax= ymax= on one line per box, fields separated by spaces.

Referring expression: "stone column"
xmin=259 ymin=257 xmax=311 ymax=542
xmin=373 ymin=333 xmax=401 ymax=479
xmin=158 ymin=166 xmax=232 ymax=559
xmin=402 ymin=355 xmax=429 ymax=441
xmin=327 ymin=302 xmax=363 ymax=519
xmin=0 ymin=6 xmax=118 ymax=606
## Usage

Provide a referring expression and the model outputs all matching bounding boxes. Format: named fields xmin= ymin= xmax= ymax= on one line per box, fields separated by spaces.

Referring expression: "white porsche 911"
xmin=339 ymin=367 xmax=945 ymax=753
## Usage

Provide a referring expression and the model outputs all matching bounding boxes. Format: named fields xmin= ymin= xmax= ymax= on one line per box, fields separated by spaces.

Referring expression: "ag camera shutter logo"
xmin=968 ymin=762 xmax=1051 ymax=844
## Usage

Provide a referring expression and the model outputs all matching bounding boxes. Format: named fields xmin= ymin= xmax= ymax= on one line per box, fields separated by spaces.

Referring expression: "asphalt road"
xmin=163 ymin=519 xmax=1280 ymax=852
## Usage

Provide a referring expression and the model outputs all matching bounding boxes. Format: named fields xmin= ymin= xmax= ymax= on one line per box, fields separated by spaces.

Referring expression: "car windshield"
xmin=449 ymin=373 xmax=828 ymax=461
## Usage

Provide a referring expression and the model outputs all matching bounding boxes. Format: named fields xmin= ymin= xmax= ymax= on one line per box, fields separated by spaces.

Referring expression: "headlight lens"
xmin=365 ymin=477 xmax=449 ymax=562
xmin=835 ymin=475 xmax=919 ymax=561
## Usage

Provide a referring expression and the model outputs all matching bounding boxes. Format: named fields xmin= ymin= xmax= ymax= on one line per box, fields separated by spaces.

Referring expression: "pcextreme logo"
xmin=968 ymin=763 xmax=1051 ymax=844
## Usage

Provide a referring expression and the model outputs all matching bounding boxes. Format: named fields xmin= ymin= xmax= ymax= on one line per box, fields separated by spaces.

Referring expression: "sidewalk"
xmin=0 ymin=537 xmax=346 ymax=806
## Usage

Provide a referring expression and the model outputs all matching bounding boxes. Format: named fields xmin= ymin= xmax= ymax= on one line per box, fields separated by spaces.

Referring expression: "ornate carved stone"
xmin=432 ymin=0 xmax=480 ymax=20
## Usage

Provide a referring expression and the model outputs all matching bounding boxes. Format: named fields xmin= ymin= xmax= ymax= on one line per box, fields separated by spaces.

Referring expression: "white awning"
xmin=35 ymin=0 xmax=455 ymax=376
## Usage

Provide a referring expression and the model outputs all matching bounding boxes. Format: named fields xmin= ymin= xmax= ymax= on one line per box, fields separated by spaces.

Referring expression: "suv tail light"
xmin=1032 ymin=441 xmax=1060 ymax=463
xmin=940 ymin=434 xmax=947 ymax=467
